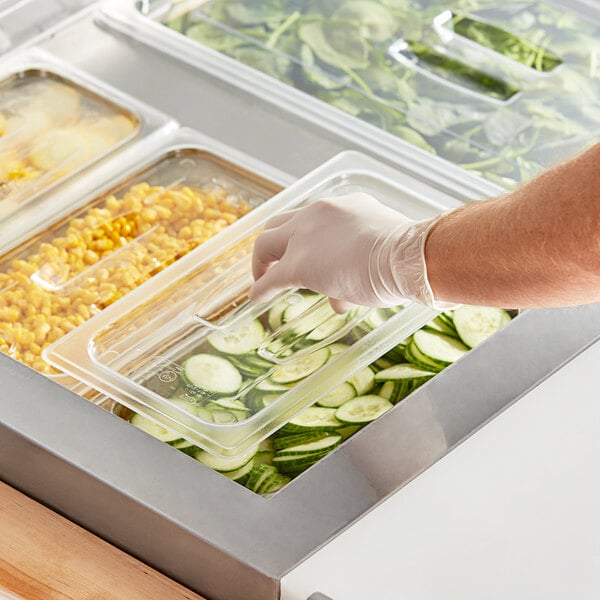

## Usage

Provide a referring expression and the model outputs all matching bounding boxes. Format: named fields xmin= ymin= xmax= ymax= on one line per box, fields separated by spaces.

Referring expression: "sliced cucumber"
xmin=256 ymin=379 xmax=290 ymax=392
xmin=282 ymin=294 xmax=320 ymax=322
xmin=378 ymin=380 xmax=397 ymax=401
xmin=327 ymin=342 xmax=350 ymax=356
xmin=273 ymin=431 xmax=329 ymax=451
xmin=374 ymin=363 xmax=436 ymax=382
xmin=208 ymin=398 xmax=251 ymax=412
xmin=195 ymin=444 xmax=258 ymax=473
xmin=245 ymin=464 xmax=277 ymax=493
xmin=275 ymin=434 xmax=341 ymax=456
xmin=272 ymin=452 xmax=330 ymax=470
xmin=452 ymin=305 xmax=512 ymax=349
xmin=254 ymin=450 xmax=275 ymax=466
xmin=423 ymin=316 xmax=460 ymax=339
xmin=130 ymin=413 xmax=183 ymax=445
xmin=306 ymin=313 xmax=347 ymax=341
xmin=336 ymin=425 xmax=362 ymax=440
xmin=207 ymin=319 xmax=265 ymax=355
xmin=222 ymin=457 xmax=255 ymax=483
xmin=268 ymin=301 xmax=288 ymax=331
xmin=258 ymin=473 xmax=291 ymax=495
xmin=412 ymin=330 xmax=469 ymax=366
xmin=171 ymin=439 xmax=199 ymax=457
xmin=404 ymin=340 xmax=445 ymax=372
xmin=270 ymin=347 xmax=331 ymax=384
xmin=281 ymin=406 xmax=342 ymax=433
xmin=182 ymin=354 xmax=242 ymax=395
xmin=335 ymin=395 xmax=393 ymax=425
xmin=210 ymin=409 xmax=238 ymax=424
xmin=316 ymin=382 xmax=356 ymax=408
xmin=347 ymin=367 xmax=375 ymax=396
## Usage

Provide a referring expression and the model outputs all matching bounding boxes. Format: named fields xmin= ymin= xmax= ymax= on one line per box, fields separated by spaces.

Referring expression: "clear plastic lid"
xmin=0 ymin=134 xmax=283 ymax=378
xmin=0 ymin=70 xmax=139 ymax=217
xmin=102 ymin=0 xmax=600 ymax=189
xmin=0 ymin=0 xmax=95 ymax=55
xmin=44 ymin=151 xmax=467 ymax=457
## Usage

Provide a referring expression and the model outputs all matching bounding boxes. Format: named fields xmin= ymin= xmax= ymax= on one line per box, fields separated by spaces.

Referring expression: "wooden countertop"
xmin=0 ymin=482 xmax=205 ymax=600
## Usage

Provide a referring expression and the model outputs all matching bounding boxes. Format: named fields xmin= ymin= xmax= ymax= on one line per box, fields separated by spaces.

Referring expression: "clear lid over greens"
xmin=161 ymin=0 xmax=600 ymax=188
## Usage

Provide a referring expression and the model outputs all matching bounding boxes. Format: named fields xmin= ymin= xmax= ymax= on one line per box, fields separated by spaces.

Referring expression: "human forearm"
xmin=426 ymin=143 xmax=600 ymax=308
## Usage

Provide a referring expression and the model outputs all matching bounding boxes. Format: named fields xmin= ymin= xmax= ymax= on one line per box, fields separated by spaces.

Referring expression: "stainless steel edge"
xmin=307 ymin=594 xmax=335 ymax=600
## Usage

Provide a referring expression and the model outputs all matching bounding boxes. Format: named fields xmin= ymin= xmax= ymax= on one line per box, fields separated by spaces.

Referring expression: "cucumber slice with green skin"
xmin=210 ymin=410 xmax=237 ymax=424
xmin=404 ymin=341 xmax=445 ymax=372
xmin=227 ymin=354 xmax=271 ymax=378
xmin=336 ymin=425 xmax=362 ymax=440
xmin=364 ymin=308 xmax=390 ymax=330
xmin=372 ymin=356 xmax=396 ymax=372
xmin=208 ymin=319 xmax=266 ymax=355
xmin=254 ymin=450 xmax=275 ymax=466
xmin=452 ymin=305 xmax=512 ymax=349
xmin=258 ymin=473 xmax=291 ymax=495
xmin=272 ymin=451 xmax=331 ymax=470
xmin=171 ymin=439 xmax=199 ymax=456
xmin=374 ymin=363 xmax=436 ymax=382
xmin=335 ymin=395 xmax=393 ymax=425
xmin=182 ymin=354 xmax=242 ymax=395
xmin=437 ymin=312 xmax=458 ymax=332
xmin=195 ymin=444 xmax=258 ymax=473
xmin=272 ymin=431 xmax=329 ymax=451
xmin=261 ymin=393 xmax=283 ymax=408
xmin=256 ymin=379 xmax=290 ymax=392
xmin=306 ymin=313 xmax=347 ymax=341
xmin=222 ymin=458 xmax=255 ymax=483
xmin=327 ymin=342 xmax=350 ymax=356
xmin=316 ymin=382 xmax=356 ymax=408
xmin=379 ymin=380 xmax=397 ymax=401
xmin=130 ymin=413 xmax=184 ymax=445
xmin=245 ymin=464 xmax=278 ymax=493
xmin=347 ymin=367 xmax=375 ymax=396
xmin=382 ymin=345 xmax=406 ymax=364
xmin=282 ymin=294 xmax=321 ymax=323
xmin=270 ymin=347 xmax=331 ymax=384
xmin=281 ymin=406 xmax=342 ymax=433
xmin=268 ymin=301 xmax=288 ymax=331
xmin=423 ymin=316 xmax=460 ymax=339
xmin=412 ymin=330 xmax=469 ymax=366
xmin=208 ymin=398 xmax=251 ymax=412
xmin=275 ymin=434 xmax=341 ymax=456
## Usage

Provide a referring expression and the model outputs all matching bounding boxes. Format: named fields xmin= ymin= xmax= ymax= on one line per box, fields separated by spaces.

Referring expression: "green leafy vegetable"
xmin=164 ymin=0 xmax=600 ymax=189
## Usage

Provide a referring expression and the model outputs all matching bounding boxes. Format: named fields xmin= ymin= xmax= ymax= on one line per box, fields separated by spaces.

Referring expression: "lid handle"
xmin=389 ymin=37 xmax=520 ymax=104
xmin=257 ymin=297 xmax=371 ymax=365
xmin=432 ymin=10 xmax=563 ymax=76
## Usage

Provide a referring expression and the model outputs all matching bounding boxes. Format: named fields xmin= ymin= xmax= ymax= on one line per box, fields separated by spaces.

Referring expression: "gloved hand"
xmin=249 ymin=192 xmax=452 ymax=313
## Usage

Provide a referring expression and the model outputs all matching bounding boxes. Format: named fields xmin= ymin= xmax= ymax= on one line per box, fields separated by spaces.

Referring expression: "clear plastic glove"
xmin=249 ymin=192 xmax=450 ymax=313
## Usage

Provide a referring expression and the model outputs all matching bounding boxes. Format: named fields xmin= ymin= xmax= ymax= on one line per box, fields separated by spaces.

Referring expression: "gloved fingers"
xmin=248 ymin=260 xmax=292 ymax=304
xmin=263 ymin=208 xmax=301 ymax=231
xmin=328 ymin=298 xmax=356 ymax=314
xmin=252 ymin=225 xmax=292 ymax=280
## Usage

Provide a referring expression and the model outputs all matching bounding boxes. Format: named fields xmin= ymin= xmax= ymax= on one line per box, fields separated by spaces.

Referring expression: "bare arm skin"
xmin=426 ymin=142 xmax=600 ymax=308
